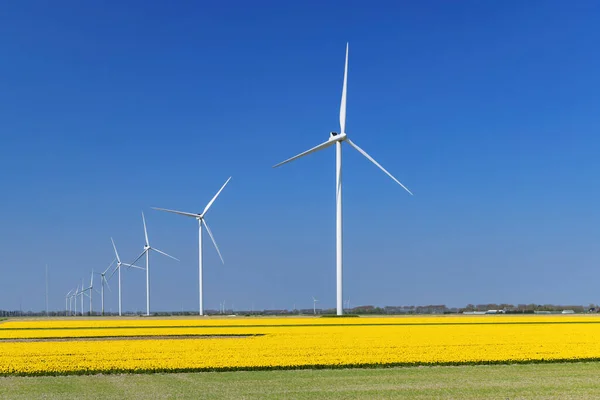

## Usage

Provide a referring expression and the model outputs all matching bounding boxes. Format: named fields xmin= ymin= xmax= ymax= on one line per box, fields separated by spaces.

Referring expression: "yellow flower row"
xmin=1 ymin=316 xmax=600 ymax=375
xmin=3 ymin=314 xmax=599 ymax=330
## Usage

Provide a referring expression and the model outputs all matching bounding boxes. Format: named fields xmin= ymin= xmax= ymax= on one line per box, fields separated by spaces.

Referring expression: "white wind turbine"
xmin=273 ymin=43 xmax=412 ymax=315
xmin=96 ymin=259 xmax=115 ymax=316
xmin=80 ymin=278 xmax=84 ymax=316
xmin=71 ymin=285 xmax=79 ymax=317
xmin=83 ymin=270 xmax=94 ymax=316
xmin=65 ymin=289 xmax=73 ymax=316
xmin=70 ymin=289 xmax=76 ymax=315
xmin=153 ymin=176 xmax=231 ymax=316
xmin=312 ymin=297 xmax=319 ymax=315
xmin=72 ymin=287 xmax=78 ymax=315
xmin=130 ymin=212 xmax=179 ymax=316
xmin=108 ymin=238 xmax=144 ymax=316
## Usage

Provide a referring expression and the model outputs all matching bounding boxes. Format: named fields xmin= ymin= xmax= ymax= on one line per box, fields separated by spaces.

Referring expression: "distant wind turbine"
xmin=80 ymin=278 xmax=84 ymax=316
xmin=108 ymin=238 xmax=144 ymax=316
xmin=71 ymin=285 xmax=79 ymax=317
xmin=70 ymin=289 xmax=76 ymax=316
xmin=96 ymin=259 xmax=115 ymax=316
xmin=273 ymin=43 xmax=412 ymax=315
xmin=130 ymin=212 xmax=179 ymax=316
xmin=83 ymin=270 xmax=94 ymax=316
xmin=313 ymin=297 xmax=319 ymax=315
xmin=65 ymin=289 xmax=73 ymax=316
xmin=153 ymin=176 xmax=231 ymax=316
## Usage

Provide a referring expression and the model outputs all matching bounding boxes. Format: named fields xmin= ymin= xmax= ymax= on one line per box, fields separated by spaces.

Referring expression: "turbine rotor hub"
xmin=328 ymin=131 xmax=347 ymax=142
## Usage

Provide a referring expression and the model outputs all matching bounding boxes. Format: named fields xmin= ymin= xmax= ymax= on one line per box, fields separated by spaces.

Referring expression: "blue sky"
xmin=2 ymin=1 xmax=600 ymax=312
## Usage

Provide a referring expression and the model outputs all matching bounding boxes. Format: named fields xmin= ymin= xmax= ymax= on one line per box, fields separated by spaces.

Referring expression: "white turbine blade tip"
xmin=339 ymin=42 xmax=349 ymax=134
xmin=273 ymin=140 xmax=335 ymax=168
xmin=202 ymin=177 xmax=232 ymax=216
xmin=124 ymin=263 xmax=145 ymax=270
xmin=111 ymin=238 xmax=121 ymax=262
xmin=346 ymin=139 xmax=413 ymax=195
xmin=152 ymin=207 xmax=200 ymax=218
xmin=152 ymin=248 xmax=180 ymax=262
xmin=142 ymin=211 xmax=149 ymax=246
xmin=202 ymin=220 xmax=224 ymax=264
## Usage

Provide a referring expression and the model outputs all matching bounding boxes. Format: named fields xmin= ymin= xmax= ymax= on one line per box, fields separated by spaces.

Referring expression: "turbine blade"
xmin=103 ymin=258 xmax=116 ymax=275
xmin=142 ymin=211 xmax=149 ymax=246
xmin=123 ymin=263 xmax=145 ymax=270
xmin=151 ymin=207 xmax=199 ymax=219
xmin=340 ymin=43 xmax=349 ymax=134
xmin=111 ymin=238 xmax=121 ymax=263
xmin=202 ymin=177 xmax=232 ymax=217
xmin=346 ymin=139 xmax=413 ymax=195
xmin=151 ymin=247 xmax=180 ymax=262
xmin=272 ymin=140 xmax=335 ymax=168
xmin=103 ymin=276 xmax=112 ymax=292
xmin=129 ymin=250 xmax=147 ymax=269
xmin=107 ymin=265 xmax=119 ymax=281
xmin=202 ymin=219 xmax=224 ymax=264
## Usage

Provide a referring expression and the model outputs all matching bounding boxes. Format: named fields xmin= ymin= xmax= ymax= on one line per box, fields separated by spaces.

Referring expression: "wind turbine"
xmin=65 ymin=289 xmax=73 ymax=316
xmin=273 ymin=44 xmax=412 ymax=315
xmin=96 ymin=259 xmax=115 ymax=316
xmin=313 ymin=297 xmax=319 ymax=315
xmin=84 ymin=270 xmax=94 ymax=316
xmin=80 ymin=278 xmax=84 ymax=316
xmin=129 ymin=212 xmax=179 ymax=316
xmin=108 ymin=238 xmax=143 ymax=316
xmin=73 ymin=285 xmax=78 ymax=316
xmin=70 ymin=289 xmax=76 ymax=316
xmin=153 ymin=176 xmax=231 ymax=316
xmin=71 ymin=287 xmax=77 ymax=316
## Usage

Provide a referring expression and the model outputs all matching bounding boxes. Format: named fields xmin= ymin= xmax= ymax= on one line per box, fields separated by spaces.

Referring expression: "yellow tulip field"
xmin=1 ymin=315 xmax=600 ymax=376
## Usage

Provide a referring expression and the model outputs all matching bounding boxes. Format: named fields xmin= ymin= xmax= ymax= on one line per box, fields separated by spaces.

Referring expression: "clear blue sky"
xmin=2 ymin=1 xmax=600 ymax=312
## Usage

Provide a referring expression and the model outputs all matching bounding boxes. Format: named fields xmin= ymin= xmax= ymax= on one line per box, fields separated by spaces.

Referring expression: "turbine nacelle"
xmin=329 ymin=132 xmax=347 ymax=142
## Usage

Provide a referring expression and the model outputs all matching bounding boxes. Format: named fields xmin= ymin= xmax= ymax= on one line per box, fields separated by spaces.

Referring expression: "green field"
xmin=1 ymin=362 xmax=599 ymax=399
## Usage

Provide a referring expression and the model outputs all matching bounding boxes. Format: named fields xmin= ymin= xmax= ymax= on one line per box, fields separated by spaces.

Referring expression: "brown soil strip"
xmin=1 ymin=335 xmax=259 ymax=343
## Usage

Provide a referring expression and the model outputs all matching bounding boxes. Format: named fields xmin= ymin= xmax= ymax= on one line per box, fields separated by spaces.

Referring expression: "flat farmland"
xmin=2 ymin=315 xmax=600 ymax=375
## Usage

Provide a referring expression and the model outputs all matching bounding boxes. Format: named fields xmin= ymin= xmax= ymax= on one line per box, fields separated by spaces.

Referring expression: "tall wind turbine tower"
xmin=273 ymin=44 xmax=413 ymax=315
